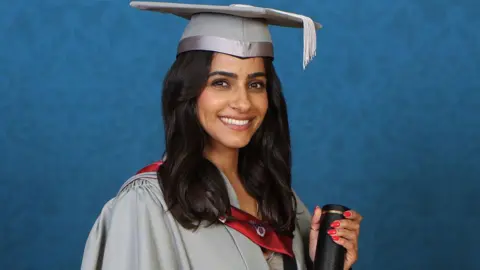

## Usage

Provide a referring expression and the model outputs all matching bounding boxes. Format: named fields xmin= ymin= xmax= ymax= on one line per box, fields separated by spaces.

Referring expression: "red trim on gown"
xmin=136 ymin=161 xmax=294 ymax=258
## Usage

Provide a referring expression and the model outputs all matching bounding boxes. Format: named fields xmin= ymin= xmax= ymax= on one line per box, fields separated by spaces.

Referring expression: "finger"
xmin=310 ymin=206 xmax=322 ymax=231
xmin=330 ymin=219 xmax=360 ymax=232
xmin=333 ymin=236 xmax=358 ymax=268
xmin=327 ymin=228 xmax=357 ymax=242
xmin=332 ymin=235 xmax=356 ymax=252
xmin=343 ymin=210 xmax=363 ymax=222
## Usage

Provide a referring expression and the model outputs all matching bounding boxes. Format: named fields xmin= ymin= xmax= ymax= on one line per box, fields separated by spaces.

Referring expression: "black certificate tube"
xmin=313 ymin=204 xmax=350 ymax=270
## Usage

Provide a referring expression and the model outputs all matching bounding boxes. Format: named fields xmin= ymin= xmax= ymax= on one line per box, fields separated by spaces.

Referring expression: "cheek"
xmin=255 ymin=93 xmax=269 ymax=118
xmin=250 ymin=93 xmax=269 ymax=130
xmin=196 ymin=91 xmax=224 ymax=126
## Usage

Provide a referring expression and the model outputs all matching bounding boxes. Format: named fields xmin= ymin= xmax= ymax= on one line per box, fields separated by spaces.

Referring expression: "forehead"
xmin=210 ymin=53 xmax=265 ymax=73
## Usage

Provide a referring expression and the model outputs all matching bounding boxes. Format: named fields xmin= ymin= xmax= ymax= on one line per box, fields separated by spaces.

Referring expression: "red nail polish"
xmin=332 ymin=236 xmax=340 ymax=241
xmin=331 ymin=221 xmax=340 ymax=227
xmin=327 ymin=229 xmax=336 ymax=235
xmin=344 ymin=211 xmax=352 ymax=218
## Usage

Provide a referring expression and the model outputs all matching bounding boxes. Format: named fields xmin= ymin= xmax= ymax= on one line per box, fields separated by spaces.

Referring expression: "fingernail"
xmin=327 ymin=229 xmax=336 ymax=235
xmin=344 ymin=211 xmax=352 ymax=218
xmin=332 ymin=236 xmax=340 ymax=241
xmin=331 ymin=221 xmax=340 ymax=227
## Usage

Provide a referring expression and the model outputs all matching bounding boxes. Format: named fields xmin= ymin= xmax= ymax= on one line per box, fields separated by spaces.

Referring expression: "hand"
xmin=309 ymin=206 xmax=363 ymax=270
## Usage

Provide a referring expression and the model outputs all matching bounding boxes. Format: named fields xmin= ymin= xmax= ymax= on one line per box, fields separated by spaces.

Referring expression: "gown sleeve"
xmin=80 ymin=177 xmax=188 ymax=270
xmin=294 ymin=191 xmax=314 ymax=269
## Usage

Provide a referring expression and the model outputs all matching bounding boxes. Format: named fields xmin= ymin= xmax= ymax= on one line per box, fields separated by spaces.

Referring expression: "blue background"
xmin=1 ymin=0 xmax=479 ymax=269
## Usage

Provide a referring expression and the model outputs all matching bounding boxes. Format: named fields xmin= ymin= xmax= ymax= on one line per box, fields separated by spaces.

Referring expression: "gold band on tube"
xmin=322 ymin=210 xmax=345 ymax=215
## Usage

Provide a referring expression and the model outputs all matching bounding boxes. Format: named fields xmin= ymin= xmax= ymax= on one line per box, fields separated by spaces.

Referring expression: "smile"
xmin=219 ymin=117 xmax=252 ymax=130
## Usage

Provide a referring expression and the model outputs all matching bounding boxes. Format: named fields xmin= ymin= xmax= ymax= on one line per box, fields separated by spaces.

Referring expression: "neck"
xmin=204 ymin=143 xmax=239 ymax=178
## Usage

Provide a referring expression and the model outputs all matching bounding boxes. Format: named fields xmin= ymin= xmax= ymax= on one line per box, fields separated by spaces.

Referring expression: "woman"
xmin=81 ymin=2 xmax=362 ymax=270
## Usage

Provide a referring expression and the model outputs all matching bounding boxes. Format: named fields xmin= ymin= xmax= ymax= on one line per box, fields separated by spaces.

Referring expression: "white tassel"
xmin=299 ymin=14 xmax=317 ymax=69
xmin=268 ymin=9 xmax=317 ymax=69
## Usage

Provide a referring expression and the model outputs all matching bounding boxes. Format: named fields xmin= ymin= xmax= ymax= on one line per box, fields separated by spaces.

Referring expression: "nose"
xmin=229 ymin=86 xmax=252 ymax=112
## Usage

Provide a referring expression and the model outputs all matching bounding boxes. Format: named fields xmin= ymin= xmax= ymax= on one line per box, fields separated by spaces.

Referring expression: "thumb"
xmin=310 ymin=206 xmax=322 ymax=232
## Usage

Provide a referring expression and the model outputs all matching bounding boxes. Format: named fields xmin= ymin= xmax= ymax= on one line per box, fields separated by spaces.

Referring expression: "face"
xmin=197 ymin=53 xmax=269 ymax=150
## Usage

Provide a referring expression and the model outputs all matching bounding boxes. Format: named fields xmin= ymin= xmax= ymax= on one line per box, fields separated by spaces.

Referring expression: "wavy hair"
xmin=157 ymin=51 xmax=296 ymax=234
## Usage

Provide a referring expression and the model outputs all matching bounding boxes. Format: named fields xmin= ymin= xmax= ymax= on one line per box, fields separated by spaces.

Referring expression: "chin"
xmin=219 ymin=136 xmax=252 ymax=149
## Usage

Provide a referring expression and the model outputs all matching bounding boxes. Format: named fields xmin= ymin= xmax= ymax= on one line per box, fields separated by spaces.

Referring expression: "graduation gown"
xmin=81 ymin=165 xmax=313 ymax=270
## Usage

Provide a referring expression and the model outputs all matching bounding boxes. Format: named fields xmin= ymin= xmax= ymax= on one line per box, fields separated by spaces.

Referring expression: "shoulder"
xmin=90 ymin=169 xmax=166 ymax=230
xmin=109 ymin=160 xmax=165 ymax=209
xmin=81 ymin=168 xmax=179 ymax=269
xmin=111 ymin=171 xmax=167 ymax=212
xmin=83 ymin=170 xmax=168 ymax=246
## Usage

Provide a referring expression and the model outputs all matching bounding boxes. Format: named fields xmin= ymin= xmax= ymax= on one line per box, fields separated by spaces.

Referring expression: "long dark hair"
xmin=158 ymin=51 xmax=296 ymax=234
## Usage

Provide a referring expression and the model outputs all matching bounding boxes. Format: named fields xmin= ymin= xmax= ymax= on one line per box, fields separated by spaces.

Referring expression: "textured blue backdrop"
xmin=1 ymin=0 xmax=479 ymax=269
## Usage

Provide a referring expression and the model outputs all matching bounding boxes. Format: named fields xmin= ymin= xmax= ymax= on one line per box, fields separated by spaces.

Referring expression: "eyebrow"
xmin=208 ymin=71 xmax=267 ymax=79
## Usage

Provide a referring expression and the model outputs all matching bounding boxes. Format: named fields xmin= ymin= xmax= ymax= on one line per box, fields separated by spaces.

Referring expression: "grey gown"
xmin=81 ymin=170 xmax=313 ymax=270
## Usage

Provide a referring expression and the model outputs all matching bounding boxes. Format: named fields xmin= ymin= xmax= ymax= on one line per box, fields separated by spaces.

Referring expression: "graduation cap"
xmin=130 ymin=2 xmax=322 ymax=69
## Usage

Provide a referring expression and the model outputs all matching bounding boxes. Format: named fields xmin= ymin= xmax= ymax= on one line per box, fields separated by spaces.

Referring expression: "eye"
xmin=211 ymin=80 xmax=229 ymax=88
xmin=249 ymin=81 xmax=266 ymax=90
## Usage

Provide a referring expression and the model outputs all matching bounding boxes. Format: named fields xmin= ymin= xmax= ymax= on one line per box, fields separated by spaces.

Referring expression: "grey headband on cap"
xmin=130 ymin=2 xmax=322 ymax=69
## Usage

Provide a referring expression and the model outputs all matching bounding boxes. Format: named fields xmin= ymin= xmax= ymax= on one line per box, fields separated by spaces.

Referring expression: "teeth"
xmin=220 ymin=117 xmax=250 ymax=126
